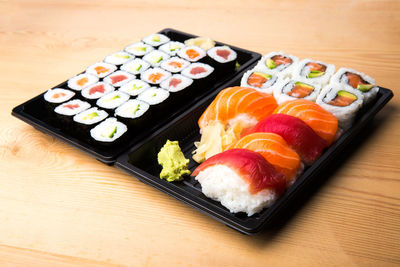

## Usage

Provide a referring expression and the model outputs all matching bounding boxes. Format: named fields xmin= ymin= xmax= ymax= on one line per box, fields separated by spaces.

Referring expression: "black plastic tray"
xmin=115 ymin=86 xmax=393 ymax=234
xmin=12 ymin=28 xmax=261 ymax=164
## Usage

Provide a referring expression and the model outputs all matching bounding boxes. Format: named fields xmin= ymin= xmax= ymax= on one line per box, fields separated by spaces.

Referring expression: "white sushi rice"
xmin=103 ymin=71 xmax=134 ymax=87
xmin=55 ymin=99 xmax=91 ymax=116
xmin=178 ymin=46 xmax=207 ymax=62
xmin=142 ymin=50 xmax=170 ymax=67
xmin=119 ymin=79 xmax=150 ymax=96
xmin=240 ymin=68 xmax=280 ymax=94
xmin=292 ymin=59 xmax=335 ymax=86
xmin=255 ymin=52 xmax=299 ymax=78
xmin=120 ymin=58 xmax=150 ymax=75
xmin=273 ymin=78 xmax=321 ymax=104
xmin=81 ymin=82 xmax=115 ymax=100
xmin=181 ymin=63 xmax=214 ymax=79
xmin=85 ymin=62 xmax=117 ymax=78
xmin=67 ymin=73 xmax=99 ymax=91
xmin=104 ymin=51 xmax=134 ymax=65
xmin=195 ymin=165 xmax=277 ymax=216
xmin=73 ymin=107 xmax=108 ymax=125
xmin=44 ymin=88 xmax=75 ymax=104
xmin=160 ymin=74 xmax=193 ymax=92
xmin=137 ymin=87 xmax=169 ymax=105
xmin=330 ymin=67 xmax=379 ymax=104
xmin=124 ymin=42 xmax=154 ymax=57
xmin=96 ymin=91 xmax=129 ymax=110
xmin=140 ymin=68 xmax=171 ymax=85
xmin=115 ymin=99 xmax=149 ymax=119
xmin=160 ymin=57 xmax=190 ymax=73
xmin=207 ymin=46 xmax=237 ymax=63
xmin=316 ymin=84 xmax=364 ymax=129
xmin=159 ymin=41 xmax=185 ymax=56
xmin=90 ymin=118 xmax=127 ymax=143
xmin=142 ymin=33 xmax=170 ymax=47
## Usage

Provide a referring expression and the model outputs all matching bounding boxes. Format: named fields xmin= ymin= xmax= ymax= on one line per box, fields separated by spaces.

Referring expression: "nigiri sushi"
xmin=273 ymin=99 xmax=338 ymax=145
xmin=192 ymin=149 xmax=286 ymax=216
xmin=193 ymin=87 xmax=277 ymax=162
xmin=244 ymin=114 xmax=328 ymax=165
xmin=226 ymin=132 xmax=302 ymax=186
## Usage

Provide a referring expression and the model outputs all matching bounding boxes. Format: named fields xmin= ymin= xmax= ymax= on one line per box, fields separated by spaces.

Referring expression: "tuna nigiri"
xmin=244 ymin=114 xmax=328 ymax=165
xmin=273 ymin=99 xmax=338 ymax=145
xmin=192 ymin=149 xmax=286 ymax=216
xmin=226 ymin=132 xmax=302 ymax=186
xmin=193 ymin=87 xmax=277 ymax=162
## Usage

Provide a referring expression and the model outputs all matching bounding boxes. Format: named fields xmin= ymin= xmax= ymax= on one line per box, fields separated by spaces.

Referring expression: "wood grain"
xmin=1 ymin=0 xmax=400 ymax=266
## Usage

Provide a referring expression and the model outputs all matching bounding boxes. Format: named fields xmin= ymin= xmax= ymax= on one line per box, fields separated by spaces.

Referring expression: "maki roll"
xmin=330 ymin=67 xmax=378 ymax=104
xmin=120 ymin=58 xmax=150 ymax=75
xmin=44 ymin=88 xmax=75 ymax=109
xmin=240 ymin=69 xmax=280 ymax=94
xmin=273 ymin=78 xmax=321 ymax=104
xmin=67 ymin=73 xmax=99 ymax=91
xmin=292 ymin=59 xmax=335 ymax=86
xmin=125 ymin=42 xmax=154 ymax=57
xmin=104 ymin=51 xmax=134 ymax=65
xmin=137 ymin=87 xmax=170 ymax=118
xmin=316 ymin=84 xmax=364 ymax=129
xmin=119 ymin=79 xmax=150 ymax=96
xmin=206 ymin=46 xmax=237 ymax=74
xmin=181 ymin=63 xmax=214 ymax=80
xmin=184 ymin=37 xmax=215 ymax=51
xmin=86 ymin=62 xmax=117 ymax=78
xmin=81 ymin=82 xmax=115 ymax=104
xmin=255 ymin=52 xmax=299 ymax=78
xmin=178 ymin=46 xmax=207 ymax=62
xmin=160 ymin=57 xmax=190 ymax=73
xmin=160 ymin=74 xmax=193 ymax=105
xmin=54 ymin=99 xmax=91 ymax=129
xmin=142 ymin=50 xmax=170 ymax=67
xmin=90 ymin=117 xmax=128 ymax=145
xmin=141 ymin=67 xmax=171 ymax=85
xmin=114 ymin=99 xmax=150 ymax=127
xmin=103 ymin=71 xmax=134 ymax=87
xmin=96 ymin=91 xmax=129 ymax=112
xmin=159 ymin=41 xmax=185 ymax=56
xmin=73 ymin=107 xmax=108 ymax=137
xmin=142 ymin=33 xmax=170 ymax=47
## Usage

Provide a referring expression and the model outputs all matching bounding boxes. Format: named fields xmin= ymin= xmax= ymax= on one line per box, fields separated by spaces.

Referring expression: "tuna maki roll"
xmin=160 ymin=74 xmax=194 ymax=105
xmin=104 ymin=51 xmax=134 ymax=65
xmin=54 ymin=99 xmax=91 ymax=129
xmin=142 ymin=50 xmax=170 ymax=67
xmin=125 ymin=42 xmax=154 ymax=57
xmin=81 ymin=82 xmax=115 ymax=104
xmin=103 ymin=71 xmax=134 ymax=87
xmin=68 ymin=73 xmax=99 ymax=91
xmin=120 ymin=58 xmax=150 ymax=75
xmin=142 ymin=33 xmax=170 ymax=47
xmin=206 ymin=46 xmax=237 ymax=74
xmin=44 ymin=88 xmax=75 ymax=107
xmin=159 ymin=41 xmax=185 ymax=56
xmin=181 ymin=63 xmax=214 ymax=79
xmin=86 ymin=62 xmax=117 ymax=78
xmin=119 ymin=79 xmax=150 ymax=96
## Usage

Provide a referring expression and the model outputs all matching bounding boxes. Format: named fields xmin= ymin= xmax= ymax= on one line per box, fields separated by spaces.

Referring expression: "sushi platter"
xmin=12 ymin=28 xmax=393 ymax=234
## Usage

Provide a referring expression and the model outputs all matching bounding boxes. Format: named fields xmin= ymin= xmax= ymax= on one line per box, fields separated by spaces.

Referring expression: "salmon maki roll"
xmin=273 ymin=99 xmax=338 ymax=145
xmin=226 ymin=132 xmax=302 ymax=186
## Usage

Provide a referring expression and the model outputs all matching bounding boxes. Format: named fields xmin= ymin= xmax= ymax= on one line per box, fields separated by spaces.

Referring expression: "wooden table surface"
xmin=1 ymin=0 xmax=399 ymax=266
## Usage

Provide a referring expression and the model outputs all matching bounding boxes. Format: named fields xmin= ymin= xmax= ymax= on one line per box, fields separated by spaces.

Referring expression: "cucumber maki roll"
xmin=96 ymin=91 xmax=129 ymax=112
xmin=159 ymin=41 xmax=185 ymax=56
xmin=86 ymin=62 xmax=117 ymax=78
xmin=90 ymin=118 xmax=128 ymax=145
xmin=115 ymin=99 xmax=150 ymax=128
xmin=119 ymin=79 xmax=150 ymax=96
xmin=142 ymin=50 xmax=170 ymax=67
xmin=137 ymin=87 xmax=170 ymax=118
xmin=73 ymin=107 xmax=108 ymax=137
xmin=104 ymin=51 xmax=134 ymax=65
xmin=273 ymin=78 xmax=321 ymax=104
xmin=120 ymin=58 xmax=150 ymax=75
xmin=125 ymin=42 xmax=154 ymax=57
xmin=142 ymin=33 xmax=170 ymax=47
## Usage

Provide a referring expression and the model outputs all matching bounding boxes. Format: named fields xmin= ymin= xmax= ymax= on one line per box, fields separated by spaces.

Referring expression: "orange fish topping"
xmin=186 ymin=49 xmax=200 ymax=59
xmin=94 ymin=66 xmax=109 ymax=74
xmin=168 ymin=61 xmax=183 ymax=68
xmin=77 ymin=77 xmax=88 ymax=86
xmin=148 ymin=73 xmax=164 ymax=83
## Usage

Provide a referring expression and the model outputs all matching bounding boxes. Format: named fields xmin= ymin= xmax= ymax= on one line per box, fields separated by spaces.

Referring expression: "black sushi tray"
xmin=11 ymin=29 xmax=394 ymax=234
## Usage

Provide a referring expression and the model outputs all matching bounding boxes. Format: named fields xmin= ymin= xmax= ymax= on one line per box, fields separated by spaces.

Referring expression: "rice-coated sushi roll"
xmin=90 ymin=117 xmax=127 ymax=144
xmin=120 ymin=58 xmax=150 ymax=75
xmin=158 ymin=41 xmax=185 ymax=56
xmin=330 ymin=67 xmax=378 ymax=104
xmin=192 ymin=149 xmax=286 ymax=216
xmin=81 ymin=82 xmax=115 ymax=102
xmin=316 ymin=84 xmax=364 ymax=129
xmin=86 ymin=62 xmax=117 ymax=78
xmin=142 ymin=50 xmax=170 ymax=67
xmin=115 ymin=99 xmax=150 ymax=127
xmin=54 ymin=99 xmax=91 ymax=116
xmin=137 ymin=87 xmax=170 ymax=105
xmin=44 ymin=88 xmax=75 ymax=105
xmin=96 ymin=90 xmax=129 ymax=111
xmin=142 ymin=33 xmax=170 ymax=47
xmin=160 ymin=57 xmax=190 ymax=73
xmin=240 ymin=69 xmax=280 ymax=94
xmin=292 ymin=59 xmax=335 ymax=86
xmin=119 ymin=79 xmax=150 ymax=96
xmin=181 ymin=63 xmax=214 ymax=79
xmin=160 ymin=74 xmax=193 ymax=92
xmin=184 ymin=37 xmax=215 ymax=51
xmin=125 ymin=42 xmax=154 ymax=57
xmin=103 ymin=71 xmax=134 ymax=87
xmin=273 ymin=78 xmax=321 ymax=104
xmin=178 ymin=46 xmax=207 ymax=62
xmin=140 ymin=68 xmax=171 ymax=85
xmin=73 ymin=107 xmax=109 ymax=135
xmin=255 ymin=52 xmax=299 ymax=78
xmin=68 ymin=73 xmax=99 ymax=91
xmin=104 ymin=51 xmax=134 ymax=65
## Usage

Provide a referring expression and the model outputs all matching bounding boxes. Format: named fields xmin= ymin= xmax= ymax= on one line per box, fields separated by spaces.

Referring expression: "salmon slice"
xmin=271 ymin=55 xmax=292 ymax=66
xmin=345 ymin=72 xmax=368 ymax=88
xmin=273 ymin=99 xmax=338 ymax=145
xmin=227 ymin=133 xmax=301 ymax=185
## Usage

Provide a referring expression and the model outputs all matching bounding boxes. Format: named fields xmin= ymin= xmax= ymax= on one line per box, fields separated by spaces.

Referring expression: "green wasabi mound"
xmin=157 ymin=140 xmax=191 ymax=182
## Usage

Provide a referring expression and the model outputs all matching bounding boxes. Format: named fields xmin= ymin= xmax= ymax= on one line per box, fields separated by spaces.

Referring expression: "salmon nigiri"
xmin=193 ymin=87 xmax=277 ymax=163
xmin=226 ymin=132 xmax=302 ymax=186
xmin=273 ymin=99 xmax=338 ymax=145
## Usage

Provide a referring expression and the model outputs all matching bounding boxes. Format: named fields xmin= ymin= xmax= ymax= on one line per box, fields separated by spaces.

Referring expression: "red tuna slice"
xmin=190 ymin=67 xmax=206 ymax=75
xmin=110 ymin=75 xmax=127 ymax=84
xmin=89 ymin=84 xmax=105 ymax=95
xmin=243 ymin=114 xmax=328 ymax=165
xmin=192 ymin=148 xmax=286 ymax=195
xmin=216 ymin=49 xmax=230 ymax=60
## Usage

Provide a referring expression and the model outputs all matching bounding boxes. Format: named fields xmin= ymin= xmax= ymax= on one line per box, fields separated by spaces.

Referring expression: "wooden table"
xmin=1 ymin=0 xmax=399 ymax=266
